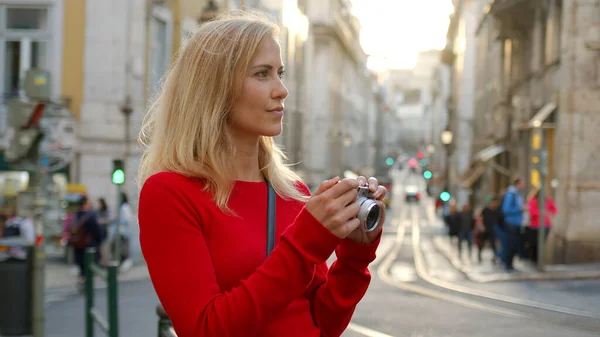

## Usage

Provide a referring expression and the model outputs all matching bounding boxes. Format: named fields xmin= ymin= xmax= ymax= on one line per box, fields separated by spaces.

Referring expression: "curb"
xmin=432 ymin=236 xmax=600 ymax=283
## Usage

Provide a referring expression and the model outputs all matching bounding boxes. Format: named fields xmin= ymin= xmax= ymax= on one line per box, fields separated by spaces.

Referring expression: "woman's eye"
xmin=256 ymin=71 xmax=267 ymax=78
xmin=278 ymin=71 xmax=285 ymax=79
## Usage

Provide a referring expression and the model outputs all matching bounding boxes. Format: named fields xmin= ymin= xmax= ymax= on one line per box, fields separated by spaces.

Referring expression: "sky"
xmin=350 ymin=0 xmax=455 ymax=71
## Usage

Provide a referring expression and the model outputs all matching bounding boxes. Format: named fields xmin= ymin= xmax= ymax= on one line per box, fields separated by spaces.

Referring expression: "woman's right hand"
xmin=305 ymin=177 xmax=361 ymax=238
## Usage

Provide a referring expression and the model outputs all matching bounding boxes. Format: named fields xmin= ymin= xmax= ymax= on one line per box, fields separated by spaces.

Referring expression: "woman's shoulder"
xmin=144 ymin=171 xmax=201 ymax=184
xmin=141 ymin=171 xmax=211 ymax=200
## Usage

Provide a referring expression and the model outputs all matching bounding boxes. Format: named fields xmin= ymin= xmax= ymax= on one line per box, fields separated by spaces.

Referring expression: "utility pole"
xmin=532 ymin=127 xmax=547 ymax=271
xmin=115 ymin=0 xmax=134 ymax=266
xmin=31 ymin=155 xmax=48 ymax=337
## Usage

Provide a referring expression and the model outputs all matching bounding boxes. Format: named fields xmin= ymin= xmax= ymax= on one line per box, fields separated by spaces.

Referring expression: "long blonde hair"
xmin=137 ymin=10 xmax=308 ymax=210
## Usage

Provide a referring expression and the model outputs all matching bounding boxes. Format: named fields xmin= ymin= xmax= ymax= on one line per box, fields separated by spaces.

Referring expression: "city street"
xmin=3 ymin=1 xmax=600 ymax=336
xmin=347 ymin=169 xmax=600 ymax=337
xmin=41 ymin=169 xmax=600 ymax=337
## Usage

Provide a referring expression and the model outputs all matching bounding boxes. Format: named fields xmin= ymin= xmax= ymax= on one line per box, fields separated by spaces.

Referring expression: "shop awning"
xmin=460 ymin=164 xmax=487 ymax=189
xmin=67 ymin=183 xmax=87 ymax=194
xmin=473 ymin=145 xmax=507 ymax=162
xmin=526 ymin=101 xmax=557 ymax=128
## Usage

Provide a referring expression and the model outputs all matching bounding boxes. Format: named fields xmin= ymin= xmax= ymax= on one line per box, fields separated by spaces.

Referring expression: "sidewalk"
xmin=45 ymin=257 xmax=150 ymax=290
xmin=433 ymin=235 xmax=600 ymax=283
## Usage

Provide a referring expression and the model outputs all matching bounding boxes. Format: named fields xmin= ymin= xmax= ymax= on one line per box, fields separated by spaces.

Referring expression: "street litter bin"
xmin=0 ymin=239 xmax=33 ymax=336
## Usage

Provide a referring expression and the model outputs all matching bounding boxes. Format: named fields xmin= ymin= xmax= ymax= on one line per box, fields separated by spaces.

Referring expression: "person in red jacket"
xmin=528 ymin=190 xmax=557 ymax=229
xmin=136 ymin=10 xmax=387 ymax=337
xmin=526 ymin=188 xmax=557 ymax=262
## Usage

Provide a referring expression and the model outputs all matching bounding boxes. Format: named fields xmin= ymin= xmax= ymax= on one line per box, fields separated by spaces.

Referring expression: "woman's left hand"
xmin=345 ymin=176 xmax=387 ymax=245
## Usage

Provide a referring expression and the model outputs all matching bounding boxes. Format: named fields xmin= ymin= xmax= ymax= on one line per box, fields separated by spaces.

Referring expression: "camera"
xmin=356 ymin=186 xmax=382 ymax=232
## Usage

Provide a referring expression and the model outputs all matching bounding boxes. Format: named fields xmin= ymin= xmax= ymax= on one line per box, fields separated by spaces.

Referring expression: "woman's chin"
xmin=261 ymin=124 xmax=283 ymax=137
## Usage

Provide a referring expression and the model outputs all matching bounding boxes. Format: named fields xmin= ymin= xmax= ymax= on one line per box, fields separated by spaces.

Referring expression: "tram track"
xmin=376 ymin=205 xmax=600 ymax=335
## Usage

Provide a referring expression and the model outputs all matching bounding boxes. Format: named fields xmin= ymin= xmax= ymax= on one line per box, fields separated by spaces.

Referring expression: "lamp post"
xmin=114 ymin=96 xmax=133 ymax=266
xmin=441 ymin=129 xmax=453 ymax=192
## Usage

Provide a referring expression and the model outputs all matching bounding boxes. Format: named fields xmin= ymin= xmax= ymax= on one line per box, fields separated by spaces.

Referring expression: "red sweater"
xmin=138 ymin=172 xmax=380 ymax=337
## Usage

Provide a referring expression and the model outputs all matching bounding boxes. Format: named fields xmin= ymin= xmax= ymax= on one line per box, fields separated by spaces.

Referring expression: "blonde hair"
xmin=137 ymin=10 xmax=308 ymax=210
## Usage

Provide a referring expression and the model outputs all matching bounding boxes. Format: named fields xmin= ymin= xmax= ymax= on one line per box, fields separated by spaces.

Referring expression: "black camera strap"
xmin=266 ymin=180 xmax=276 ymax=257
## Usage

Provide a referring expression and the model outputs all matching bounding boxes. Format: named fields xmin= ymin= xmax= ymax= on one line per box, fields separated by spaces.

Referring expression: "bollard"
xmin=85 ymin=248 xmax=119 ymax=337
xmin=85 ymin=250 xmax=94 ymax=337
xmin=156 ymin=304 xmax=177 ymax=337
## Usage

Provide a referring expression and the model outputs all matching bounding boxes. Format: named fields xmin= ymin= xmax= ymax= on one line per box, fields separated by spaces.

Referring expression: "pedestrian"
xmin=96 ymin=198 xmax=111 ymax=266
xmin=478 ymin=197 xmax=501 ymax=263
xmin=443 ymin=204 xmax=460 ymax=242
xmin=111 ymin=192 xmax=133 ymax=267
xmin=501 ymin=178 xmax=526 ymax=271
xmin=458 ymin=204 xmax=475 ymax=261
xmin=136 ymin=10 xmax=387 ymax=337
xmin=68 ymin=195 xmax=102 ymax=285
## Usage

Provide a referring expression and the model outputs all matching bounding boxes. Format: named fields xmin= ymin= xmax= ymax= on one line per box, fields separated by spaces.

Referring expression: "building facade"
xmin=444 ymin=0 xmax=479 ymax=207
xmin=383 ymin=50 xmax=441 ymax=167
xmin=295 ymin=0 xmax=378 ymax=187
xmin=454 ymin=0 xmax=600 ymax=263
xmin=429 ymin=62 xmax=452 ymax=189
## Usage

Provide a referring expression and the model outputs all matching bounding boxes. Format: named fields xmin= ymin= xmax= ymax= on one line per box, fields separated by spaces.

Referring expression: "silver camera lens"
xmin=357 ymin=186 xmax=382 ymax=232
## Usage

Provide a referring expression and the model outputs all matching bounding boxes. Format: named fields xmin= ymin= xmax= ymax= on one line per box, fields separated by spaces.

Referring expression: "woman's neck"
xmin=231 ymin=137 xmax=263 ymax=182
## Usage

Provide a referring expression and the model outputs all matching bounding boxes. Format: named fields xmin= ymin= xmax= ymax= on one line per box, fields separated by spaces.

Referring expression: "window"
xmin=148 ymin=5 xmax=173 ymax=97
xmin=6 ymin=8 xmax=49 ymax=30
xmin=545 ymin=0 xmax=562 ymax=64
xmin=502 ymin=39 xmax=512 ymax=89
xmin=0 ymin=4 xmax=53 ymax=98
xmin=3 ymin=40 xmax=48 ymax=96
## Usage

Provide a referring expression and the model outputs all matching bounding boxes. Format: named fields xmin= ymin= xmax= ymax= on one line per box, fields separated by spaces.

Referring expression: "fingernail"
xmin=370 ymin=183 xmax=376 ymax=190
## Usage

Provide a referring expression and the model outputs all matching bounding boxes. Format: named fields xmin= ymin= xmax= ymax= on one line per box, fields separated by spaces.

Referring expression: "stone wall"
xmin=550 ymin=0 xmax=600 ymax=263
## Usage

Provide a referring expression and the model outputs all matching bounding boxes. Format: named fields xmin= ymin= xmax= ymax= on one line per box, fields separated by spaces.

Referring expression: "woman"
xmin=112 ymin=192 xmax=134 ymax=264
xmin=137 ymin=11 xmax=387 ymax=337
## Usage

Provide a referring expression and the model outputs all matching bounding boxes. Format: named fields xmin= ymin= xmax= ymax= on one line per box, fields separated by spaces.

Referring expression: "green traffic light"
xmin=385 ymin=157 xmax=394 ymax=166
xmin=112 ymin=169 xmax=125 ymax=185
xmin=440 ymin=191 xmax=451 ymax=202
xmin=423 ymin=170 xmax=432 ymax=179
xmin=419 ymin=159 xmax=427 ymax=167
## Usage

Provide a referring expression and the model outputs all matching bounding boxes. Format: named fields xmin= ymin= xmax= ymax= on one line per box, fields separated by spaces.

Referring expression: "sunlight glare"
xmin=351 ymin=0 xmax=455 ymax=70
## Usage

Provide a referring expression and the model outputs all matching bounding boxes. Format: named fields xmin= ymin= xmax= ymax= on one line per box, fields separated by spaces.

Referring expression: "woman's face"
xmin=229 ymin=37 xmax=288 ymax=140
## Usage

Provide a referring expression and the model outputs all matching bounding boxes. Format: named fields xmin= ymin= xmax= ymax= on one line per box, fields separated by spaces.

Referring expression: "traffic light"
xmin=112 ymin=159 xmax=125 ymax=185
xmin=419 ymin=159 xmax=427 ymax=167
xmin=417 ymin=151 xmax=424 ymax=159
xmin=440 ymin=191 xmax=451 ymax=202
xmin=385 ymin=157 xmax=394 ymax=166
xmin=423 ymin=170 xmax=433 ymax=179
